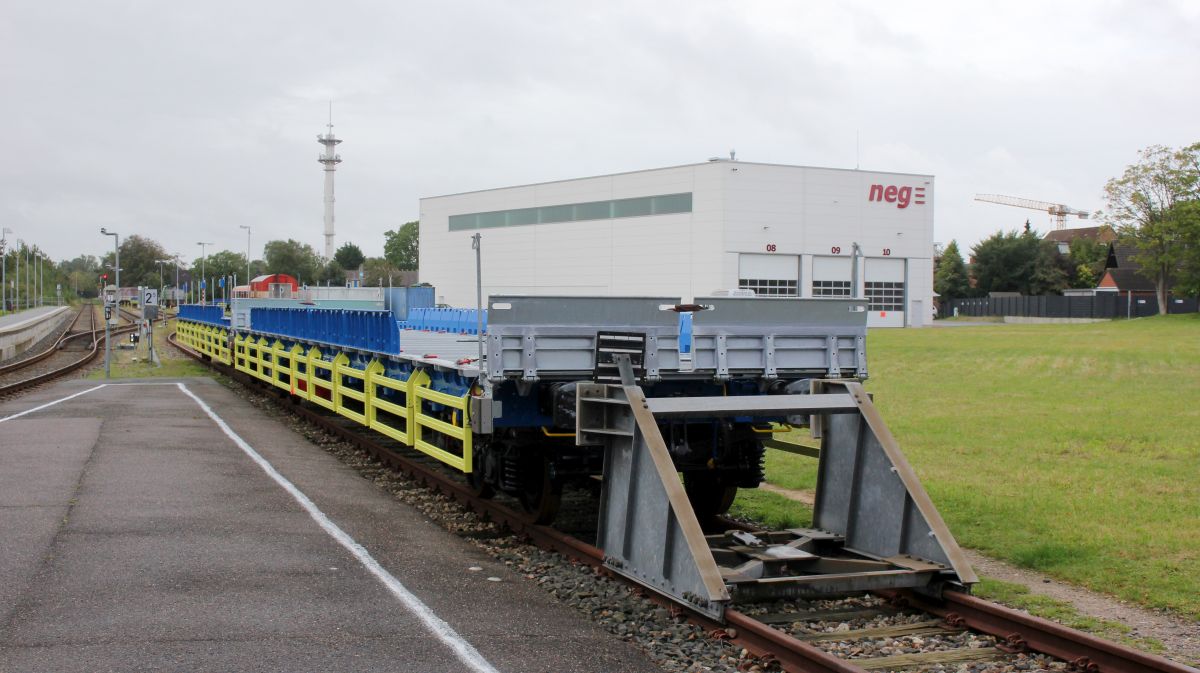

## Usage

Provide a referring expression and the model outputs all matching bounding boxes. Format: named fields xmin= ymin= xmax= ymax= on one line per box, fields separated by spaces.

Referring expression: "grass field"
xmin=87 ymin=318 xmax=209 ymax=379
xmin=731 ymin=314 xmax=1200 ymax=619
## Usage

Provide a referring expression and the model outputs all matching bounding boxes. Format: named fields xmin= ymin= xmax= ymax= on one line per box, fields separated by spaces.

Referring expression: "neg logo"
xmin=868 ymin=184 xmax=927 ymax=208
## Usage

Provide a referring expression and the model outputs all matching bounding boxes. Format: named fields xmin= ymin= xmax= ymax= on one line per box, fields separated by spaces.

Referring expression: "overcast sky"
xmin=3 ymin=0 xmax=1198 ymax=265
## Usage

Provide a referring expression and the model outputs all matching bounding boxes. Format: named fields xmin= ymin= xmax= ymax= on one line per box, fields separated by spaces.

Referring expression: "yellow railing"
xmin=253 ymin=336 xmax=274 ymax=383
xmin=306 ymin=347 xmax=336 ymax=411
xmin=333 ymin=354 xmax=367 ymax=425
xmin=177 ymin=321 xmax=231 ymax=366
xmin=234 ymin=333 xmax=250 ymax=372
xmin=412 ymin=374 xmax=472 ymax=472
xmin=176 ymin=319 xmax=474 ymax=474
xmin=272 ymin=343 xmax=305 ymax=394
xmin=366 ymin=361 xmax=415 ymax=445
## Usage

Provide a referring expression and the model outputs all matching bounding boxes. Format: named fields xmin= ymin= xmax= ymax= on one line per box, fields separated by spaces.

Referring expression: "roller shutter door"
xmin=812 ymin=256 xmax=852 ymax=297
xmin=865 ymin=258 xmax=905 ymax=327
xmin=738 ymin=254 xmax=798 ymax=296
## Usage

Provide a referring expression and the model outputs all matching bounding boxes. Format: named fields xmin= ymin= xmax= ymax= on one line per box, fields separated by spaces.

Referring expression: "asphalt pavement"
xmin=0 ymin=378 xmax=661 ymax=673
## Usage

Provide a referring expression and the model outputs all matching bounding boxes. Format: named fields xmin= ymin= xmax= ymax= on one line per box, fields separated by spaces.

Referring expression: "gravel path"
xmin=963 ymin=550 xmax=1200 ymax=664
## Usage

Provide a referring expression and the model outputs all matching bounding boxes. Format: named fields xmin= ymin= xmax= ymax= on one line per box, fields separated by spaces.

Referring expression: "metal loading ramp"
xmin=577 ymin=370 xmax=976 ymax=622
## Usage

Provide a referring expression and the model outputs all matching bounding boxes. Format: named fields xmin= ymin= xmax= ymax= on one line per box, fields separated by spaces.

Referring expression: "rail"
xmin=0 ymin=305 xmax=142 ymax=397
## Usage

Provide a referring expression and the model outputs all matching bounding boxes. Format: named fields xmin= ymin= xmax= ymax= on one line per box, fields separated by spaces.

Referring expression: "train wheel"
xmin=519 ymin=453 xmax=562 ymax=524
xmin=683 ymin=472 xmax=738 ymax=524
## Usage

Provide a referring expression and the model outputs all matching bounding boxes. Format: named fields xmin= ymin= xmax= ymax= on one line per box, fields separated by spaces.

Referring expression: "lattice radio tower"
xmin=317 ymin=104 xmax=343 ymax=260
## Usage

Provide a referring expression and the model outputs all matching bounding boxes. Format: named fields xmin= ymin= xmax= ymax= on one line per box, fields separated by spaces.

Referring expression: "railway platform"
xmin=0 ymin=377 xmax=661 ymax=673
xmin=0 ymin=306 xmax=72 ymax=361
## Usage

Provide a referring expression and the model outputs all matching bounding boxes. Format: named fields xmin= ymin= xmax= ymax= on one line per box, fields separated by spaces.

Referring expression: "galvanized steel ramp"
xmin=578 ymin=378 xmax=731 ymax=620
xmin=578 ymin=374 xmax=976 ymax=622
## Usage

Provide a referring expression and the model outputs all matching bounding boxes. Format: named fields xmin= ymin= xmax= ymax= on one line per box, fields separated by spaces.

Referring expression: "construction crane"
xmin=974 ymin=194 xmax=1090 ymax=230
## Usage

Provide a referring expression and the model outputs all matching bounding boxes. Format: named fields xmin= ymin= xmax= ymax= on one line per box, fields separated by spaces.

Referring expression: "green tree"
xmin=58 ymin=254 xmax=102 ymax=298
xmin=61 ymin=254 xmax=101 ymax=274
xmin=248 ymin=258 xmax=267 ymax=278
xmin=362 ymin=257 xmax=400 ymax=286
xmin=194 ymin=250 xmax=249 ymax=287
xmin=101 ymin=234 xmax=168 ymax=289
xmin=934 ymin=239 xmax=969 ymax=300
xmin=320 ymin=260 xmax=345 ymax=285
xmin=1102 ymin=142 xmax=1200 ymax=313
xmin=333 ymin=242 xmax=365 ymax=271
xmin=1029 ymin=238 xmax=1070 ymax=295
xmin=263 ymin=239 xmax=321 ymax=285
xmin=1066 ymin=238 xmax=1108 ymax=288
xmin=2 ymin=241 xmax=71 ymax=308
xmin=970 ymin=230 xmax=1037 ymax=294
xmin=1171 ymin=200 xmax=1200 ymax=297
xmin=384 ymin=221 xmax=419 ymax=270
xmin=971 ymin=229 xmax=1068 ymax=296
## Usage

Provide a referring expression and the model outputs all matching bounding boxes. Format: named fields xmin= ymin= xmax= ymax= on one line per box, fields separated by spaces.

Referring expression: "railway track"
xmin=167 ymin=331 xmax=1196 ymax=673
xmin=0 ymin=304 xmax=142 ymax=397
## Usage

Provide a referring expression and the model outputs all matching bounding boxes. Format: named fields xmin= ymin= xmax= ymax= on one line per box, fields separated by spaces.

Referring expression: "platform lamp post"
xmin=100 ymin=228 xmax=119 ymax=379
xmin=1 ymin=227 xmax=11 ymax=314
xmin=156 ymin=258 xmax=172 ymax=325
xmin=239 ymin=225 xmax=251 ymax=288
xmin=173 ymin=254 xmax=182 ymax=310
xmin=196 ymin=241 xmax=213 ymax=306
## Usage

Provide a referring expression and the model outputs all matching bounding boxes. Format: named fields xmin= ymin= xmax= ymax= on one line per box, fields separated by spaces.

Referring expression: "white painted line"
xmin=0 ymin=384 xmax=108 ymax=424
xmin=175 ymin=382 xmax=501 ymax=673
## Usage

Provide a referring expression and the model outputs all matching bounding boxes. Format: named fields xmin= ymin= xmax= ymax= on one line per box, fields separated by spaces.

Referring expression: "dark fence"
xmin=942 ymin=293 xmax=1199 ymax=319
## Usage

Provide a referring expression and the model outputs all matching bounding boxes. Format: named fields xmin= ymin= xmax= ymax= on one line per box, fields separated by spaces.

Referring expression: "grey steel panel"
xmin=489 ymin=295 xmax=681 ymax=327
xmin=486 ymin=297 xmax=683 ymax=382
xmin=693 ymin=297 xmax=869 ymax=326
xmin=398 ymin=330 xmax=482 ymax=361
xmin=483 ymin=295 xmax=868 ymax=381
xmin=810 ymin=380 xmax=977 ymax=585
xmin=645 ymin=394 xmax=858 ymax=417
xmin=689 ymin=298 xmax=868 ymax=379
xmin=487 ymin=327 xmax=681 ymax=381
xmin=577 ymin=373 xmax=973 ymax=619
xmin=580 ymin=382 xmax=730 ymax=620
xmin=813 ymin=413 xmax=858 ymax=534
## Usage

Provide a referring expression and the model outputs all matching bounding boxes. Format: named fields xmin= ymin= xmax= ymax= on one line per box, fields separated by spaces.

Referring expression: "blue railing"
xmin=404 ymin=307 xmax=488 ymax=335
xmin=250 ymin=307 xmax=401 ymax=354
xmin=178 ymin=304 xmax=228 ymax=326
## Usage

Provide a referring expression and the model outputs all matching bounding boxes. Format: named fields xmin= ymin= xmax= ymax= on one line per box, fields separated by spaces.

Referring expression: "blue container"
xmin=385 ymin=286 xmax=436 ymax=322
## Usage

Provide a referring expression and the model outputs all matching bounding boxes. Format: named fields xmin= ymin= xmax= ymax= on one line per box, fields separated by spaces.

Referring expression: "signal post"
xmin=103 ymin=284 xmax=117 ymax=378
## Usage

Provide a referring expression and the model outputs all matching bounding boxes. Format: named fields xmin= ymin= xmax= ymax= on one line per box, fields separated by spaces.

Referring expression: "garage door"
xmin=865 ymin=258 xmax=905 ymax=327
xmin=811 ymin=256 xmax=852 ymax=297
xmin=738 ymin=254 xmax=798 ymax=296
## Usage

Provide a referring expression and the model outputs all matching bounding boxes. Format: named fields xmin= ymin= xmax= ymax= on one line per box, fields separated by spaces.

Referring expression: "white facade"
xmin=419 ymin=161 xmax=934 ymax=327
